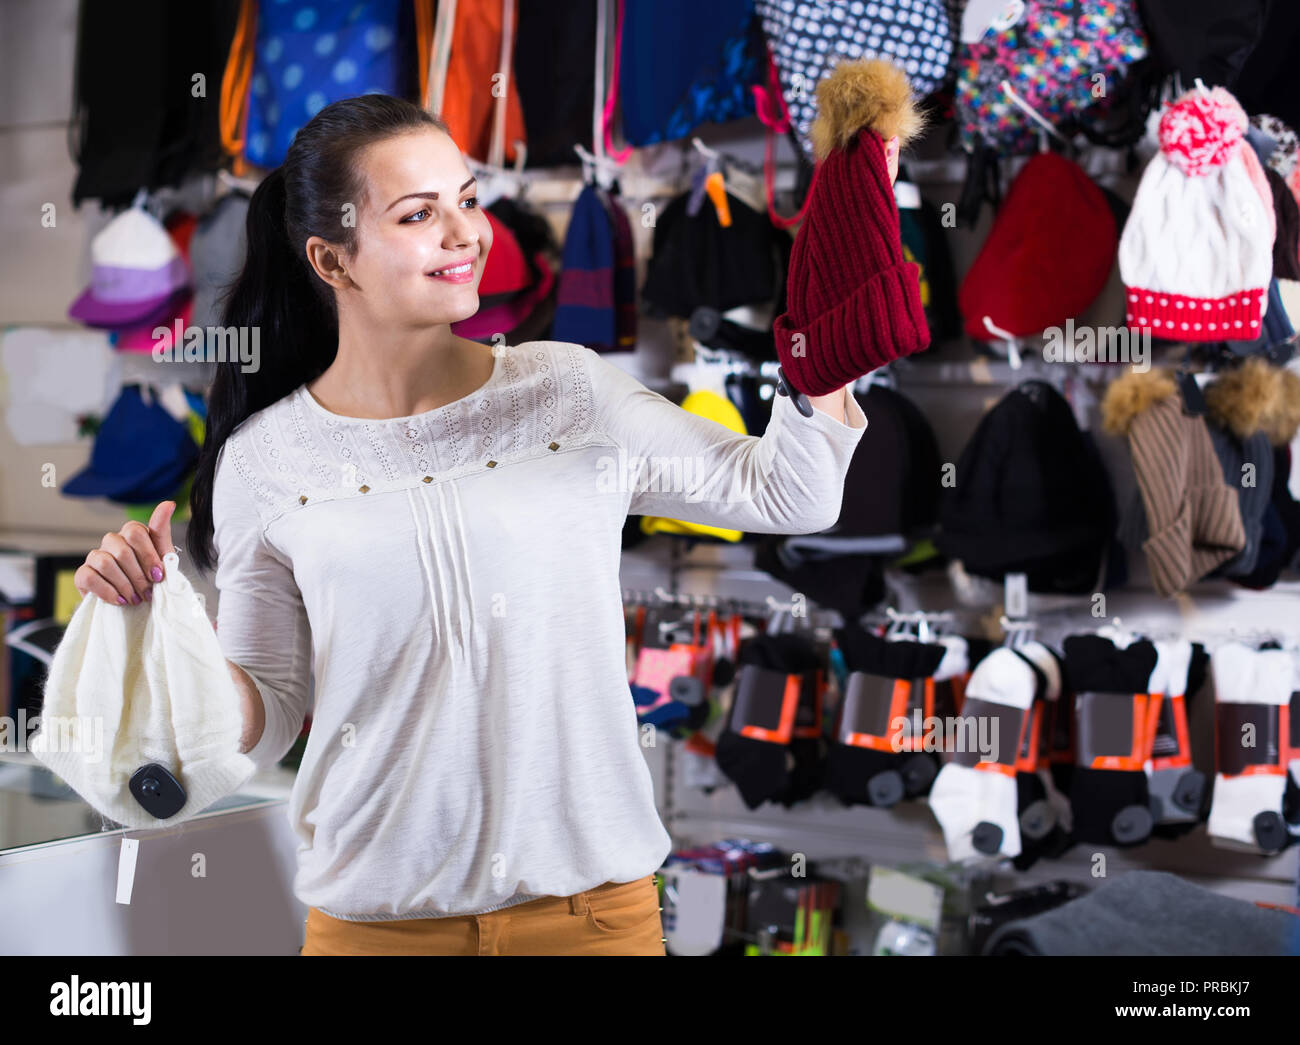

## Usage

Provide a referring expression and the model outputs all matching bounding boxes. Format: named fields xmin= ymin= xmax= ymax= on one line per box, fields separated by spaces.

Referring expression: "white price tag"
xmin=116 ymin=838 xmax=139 ymax=905
xmin=1005 ymin=573 xmax=1028 ymax=619
xmin=893 ymin=180 xmax=921 ymax=210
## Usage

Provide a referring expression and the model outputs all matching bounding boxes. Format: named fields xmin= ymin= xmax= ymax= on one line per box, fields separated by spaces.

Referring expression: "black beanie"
xmin=641 ymin=190 xmax=791 ymax=321
xmin=938 ymin=381 xmax=1116 ymax=594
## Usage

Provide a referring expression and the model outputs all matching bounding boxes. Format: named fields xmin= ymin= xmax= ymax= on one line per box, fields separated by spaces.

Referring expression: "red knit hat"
xmin=959 ymin=152 xmax=1117 ymax=341
xmin=774 ymin=58 xmax=930 ymax=398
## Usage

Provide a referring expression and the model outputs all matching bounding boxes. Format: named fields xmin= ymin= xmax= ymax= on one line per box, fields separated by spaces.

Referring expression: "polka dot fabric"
xmin=955 ymin=0 xmax=1148 ymax=156
xmin=755 ymin=0 xmax=953 ymax=165
xmin=244 ymin=0 xmax=404 ymax=169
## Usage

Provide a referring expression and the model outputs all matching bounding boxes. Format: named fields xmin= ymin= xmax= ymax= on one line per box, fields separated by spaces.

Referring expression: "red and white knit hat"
xmin=1119 ymin=85 xmax=1276 ymax=342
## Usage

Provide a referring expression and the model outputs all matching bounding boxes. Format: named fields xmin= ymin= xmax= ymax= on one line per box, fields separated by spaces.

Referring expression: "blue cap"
xmin=62 ymin=386 xmax=199 ymax=503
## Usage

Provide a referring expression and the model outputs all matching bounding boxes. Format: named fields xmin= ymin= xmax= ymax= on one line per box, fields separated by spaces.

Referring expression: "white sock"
xmin=1146 ymin=639 xmax=1204 ymax=825
xmin=1015 ymin=640 xmax=1072 ymax=833
xmin=929 ymin=648 xmax=1036 ymax=862
xmin=1207 ymin=643 xmax=1293 ymax=853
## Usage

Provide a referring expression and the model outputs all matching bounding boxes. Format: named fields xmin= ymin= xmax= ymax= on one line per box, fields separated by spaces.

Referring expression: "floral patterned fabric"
xmin=956 ymin=0 xmax=1148 ymax=155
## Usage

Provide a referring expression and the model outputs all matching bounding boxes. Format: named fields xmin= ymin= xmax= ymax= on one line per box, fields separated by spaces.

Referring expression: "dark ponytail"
xmin=187 ymin=95 xmax=448 ymax=573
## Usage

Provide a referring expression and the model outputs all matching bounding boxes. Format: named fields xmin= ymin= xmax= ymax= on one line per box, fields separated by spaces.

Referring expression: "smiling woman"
xmin=146 ymin=92 xmax=866 ymax=956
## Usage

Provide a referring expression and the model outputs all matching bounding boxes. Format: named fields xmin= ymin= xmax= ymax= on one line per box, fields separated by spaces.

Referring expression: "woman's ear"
xmin=305 ymin=235 xmax=353 ymax=290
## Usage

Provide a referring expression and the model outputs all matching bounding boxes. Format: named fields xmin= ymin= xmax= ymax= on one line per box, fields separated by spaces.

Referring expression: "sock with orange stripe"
xmin=929 ymin=648 xmax=1037 ymax=861
xmin=825 ymin=623 xmax=945 ymax=808
xmin=1063 ymin=634 xmax=1159 ymax=848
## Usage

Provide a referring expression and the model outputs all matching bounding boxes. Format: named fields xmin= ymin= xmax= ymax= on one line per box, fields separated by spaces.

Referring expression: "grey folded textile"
xmin=984 ymin=870 xmax=1300 ymax=955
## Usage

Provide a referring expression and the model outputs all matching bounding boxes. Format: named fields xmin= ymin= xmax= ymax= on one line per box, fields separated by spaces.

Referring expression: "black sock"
xmin=715 ymin=633 xmax=822 ymax=809
xmin=826 ymin=622 xmax=945 ymax=807
xmin=1063 ymin=634 xmax=1159 ymax=847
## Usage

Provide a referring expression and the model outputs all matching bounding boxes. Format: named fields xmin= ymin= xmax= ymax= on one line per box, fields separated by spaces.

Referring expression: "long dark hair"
xmin=187 ymin=94 xmax=449 ymax=573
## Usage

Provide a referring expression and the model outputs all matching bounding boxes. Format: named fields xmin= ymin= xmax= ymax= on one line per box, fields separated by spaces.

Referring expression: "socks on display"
xmin=630 ymin=611 xmax=717 ymax=734
xmin=1063 ymin=634 xmax=1160 ymax=848
xmin=928 ymin=647 xmax=1038 ymax=862
xmin=824 ymin=622 xmax=946 ymax=808
xmin=1146 ymin=639 xmax=1210 ymax=839
xmin=1047 ymin=657 xmax=1076 ymax=802
xmin=714 ymin=632 xmax=823 ymax=810
xmin=893 ymin=634 xmax=971 ymax=798
xmin=1206 ymin=642 xmax=1294 ymax=854
xmin=779 ymin=659 xmax=828 ymax=808
xmin=1010 ymin=641 xmax=1075 ymax=870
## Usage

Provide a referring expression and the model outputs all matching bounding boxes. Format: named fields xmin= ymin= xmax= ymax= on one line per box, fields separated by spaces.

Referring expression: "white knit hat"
xmin=29 ymin=551 xmax=255 ymax=829
xmin=1120 ymin=85 xmax=1276 ymax=342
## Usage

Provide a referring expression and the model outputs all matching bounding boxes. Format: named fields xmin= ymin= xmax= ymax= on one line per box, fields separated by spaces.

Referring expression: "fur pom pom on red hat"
xmin=774 ymin=58 xmax=930 ymax=398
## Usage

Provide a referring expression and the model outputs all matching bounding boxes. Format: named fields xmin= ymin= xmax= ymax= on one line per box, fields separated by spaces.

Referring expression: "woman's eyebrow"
xmin=386 ymin=177 xmax=477 ymax=212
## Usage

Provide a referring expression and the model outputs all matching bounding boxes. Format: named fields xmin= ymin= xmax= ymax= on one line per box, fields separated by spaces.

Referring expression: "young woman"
xmin=72 ymin=94 xmax=866 ymax=955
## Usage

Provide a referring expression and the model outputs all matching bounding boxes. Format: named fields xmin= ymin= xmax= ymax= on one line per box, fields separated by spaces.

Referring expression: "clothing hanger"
xmin=574 ymin=143 xmax=619 ymax=191
xmin=216 ymin=167 xmax=261 ymax=199
xmin=999 ymin=615 xmax=1037 ymax=651
xmin=982 ymin=316 xmax=1024 ymax=370
xmin=999 ymin=80 xmax=1071 ymax=155
xmin=688 ymin=138 xmax=731 ymax=227
xmin=1096 ymin=616 xmax=1138 ymax=648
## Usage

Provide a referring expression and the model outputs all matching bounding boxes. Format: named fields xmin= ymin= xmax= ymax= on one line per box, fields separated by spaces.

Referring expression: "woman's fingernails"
xmin=151 ymin=566 xmax=163 ymax=582
xmin=116 ymin=596 xmax=127 ymax=605
xmin=144 ymin=588 xmax=153 ymax=601
xmin=131 ymin=593 xmax=141 ymax=605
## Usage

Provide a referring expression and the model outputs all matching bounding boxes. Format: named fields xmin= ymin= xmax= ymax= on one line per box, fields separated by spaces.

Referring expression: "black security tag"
xmin=129 ymin=763 xmax=187 ymax=819
xmin=775 ymin=366 xmax=815 ymax=418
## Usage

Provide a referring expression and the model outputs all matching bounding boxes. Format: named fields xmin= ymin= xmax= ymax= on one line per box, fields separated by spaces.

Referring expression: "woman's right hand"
xmin=74 ymin=500 xmax=177 ymax=606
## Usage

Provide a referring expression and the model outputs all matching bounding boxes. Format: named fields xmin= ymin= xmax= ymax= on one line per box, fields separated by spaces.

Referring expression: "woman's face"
xmin=335 ymin=127 xmax=493 ymax=328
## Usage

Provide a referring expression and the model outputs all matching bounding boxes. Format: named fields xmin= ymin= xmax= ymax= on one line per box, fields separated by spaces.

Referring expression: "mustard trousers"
xmin=300 ymin=874 xmax=666 ymax=956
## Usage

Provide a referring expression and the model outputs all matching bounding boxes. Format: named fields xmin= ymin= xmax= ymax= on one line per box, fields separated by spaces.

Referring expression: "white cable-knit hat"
xmin=1120 ymin=85 xmax=1276 ymax=342
xmin=29 ymin=551 xmax=255 ymax=830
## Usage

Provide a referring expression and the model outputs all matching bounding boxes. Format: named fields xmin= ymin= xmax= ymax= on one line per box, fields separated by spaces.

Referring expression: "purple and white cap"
xmin=68 ymin=207 xmax=190 ymax=328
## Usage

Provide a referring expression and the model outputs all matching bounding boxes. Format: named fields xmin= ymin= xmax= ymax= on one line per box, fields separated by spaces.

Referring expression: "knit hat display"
xmin=937 ymin=380 xmax=1115 ymax=594
xmin=641 ymin=187 xmax=791 ymax=332
xmin=773 ymin=57 xmax=931 ymax=397
xmin=1119 ymin=85 xmax=1275 ymax=342
xmin=552 ymin=183 xmax=616 ymax=351
xmin=1204 ymin=357 xmax=1297 ymax=579
xmin=959 ymin=151 xmax=1117 ymax=342
xmin=29 ymin=552 xmax=256 ymax=829
xmin=1101 ymin=368 xmax=1246 ymax=596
